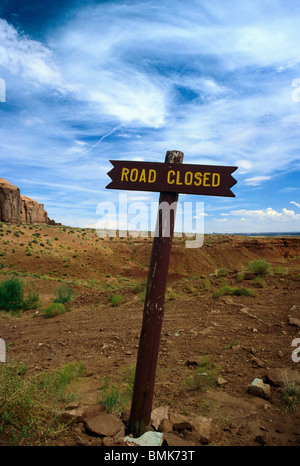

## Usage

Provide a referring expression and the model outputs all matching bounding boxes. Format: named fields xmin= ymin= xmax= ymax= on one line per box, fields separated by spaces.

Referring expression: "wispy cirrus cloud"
xmin=290 ymin=201 xmax=300 ymax=208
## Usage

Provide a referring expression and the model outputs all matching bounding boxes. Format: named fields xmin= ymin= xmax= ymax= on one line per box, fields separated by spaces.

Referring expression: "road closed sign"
xmin=106 ymin=160 xmax=237 ymax=197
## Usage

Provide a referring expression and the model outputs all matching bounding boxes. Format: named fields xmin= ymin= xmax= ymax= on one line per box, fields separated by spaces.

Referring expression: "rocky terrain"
xmin=0 ymin=178 xmax=56 ymax=224
xmin=0 ymin=222 xmax=299 ymax=446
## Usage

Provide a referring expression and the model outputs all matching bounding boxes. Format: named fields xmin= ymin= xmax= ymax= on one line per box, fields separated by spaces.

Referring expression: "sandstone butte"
xmin=0 ymin=178 xmax=56 ymax=225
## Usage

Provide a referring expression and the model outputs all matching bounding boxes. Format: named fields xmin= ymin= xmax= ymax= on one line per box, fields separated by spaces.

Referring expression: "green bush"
xmin=217 ymin=268 xmax=229 ymax=277
xmin=248 ymin=259 xmax=271 ymax=276
xmin=22 ymin=292 xmax=40 ymax=310
xmin=186 ymin=356 xmax=220 ymax=391
xmin=213 ymin=285 xmax=255 ymax=298
xmin=0 ymin=278 xmax=24 ymax=311
xmin=110 ymin=294 xmax=124 ymax=306
xmin=97 ymin=370 xmax=134 ymax=414
xmin=252 ymin=276 xmax=266 ymax=288
xmin=236 ymin=272 xmax=245 ymax=282
xmin=0 ymin=361 xmax=84 ymax=445
xmin=52 ymin=284 xmax=73 ymax=304
xmin=98 ymin=377 xmax=124 ymax=414
xmin=43 ymin=302 xmax=66 ymax=318
xmin=132 ymin=279 xmax=147 ymax=295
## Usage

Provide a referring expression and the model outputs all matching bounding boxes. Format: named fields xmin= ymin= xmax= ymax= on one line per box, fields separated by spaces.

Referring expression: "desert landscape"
xmin=0 ymin=219 xmax=299 ymax=446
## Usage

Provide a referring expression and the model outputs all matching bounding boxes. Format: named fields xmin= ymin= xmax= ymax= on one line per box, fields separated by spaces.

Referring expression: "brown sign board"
xmin=106 ymin=160 xmax=237 ymax=197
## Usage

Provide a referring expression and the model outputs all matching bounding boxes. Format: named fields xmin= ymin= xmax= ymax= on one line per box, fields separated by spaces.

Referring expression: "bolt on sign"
xmin=106 ymin=151 xmax=237 ymax=438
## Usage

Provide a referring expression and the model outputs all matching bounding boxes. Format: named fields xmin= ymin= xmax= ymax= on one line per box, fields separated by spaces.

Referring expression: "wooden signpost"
xmin=106 ymin=151 xmax=237 ymax=437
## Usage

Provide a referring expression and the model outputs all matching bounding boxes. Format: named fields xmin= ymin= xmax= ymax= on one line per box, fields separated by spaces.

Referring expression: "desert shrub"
xmin=274 ymin=266 xmax=288 ymax=275
xmin=186 ymin=356 xmax=220 ymax=391
xmin=52 ymin=284 xmax=73 ymax=304
xmin=0 ymin=278 xmax=24 ymax=311
xmin=213 ymin=286 xmax=255 ymax=298
xmin=0 ymin=361 xmax=83 ymax=445
xmin=98 ymin=377 xmax=125 ymax=414
xmin=252 ymin=276 xmax=266 ymax=288
xmin=279 ymin=376 xmax=300 ymax=411
xmin=36 ymin=362 xmax=84 ymax=399
xmin=98 ymin=369 xmax=134 ymax=414
xmin=121 ymin=364 xmax=136 ymax=397
xmin=43 ymin=302 xmax=66 ymax=318
xmin=22 ymin=291 xmax=40 ymax=310
xmin=248 ymin=259 xmax=271 ymax=276
xmin=132 ymin=278 xmax=147 ymax=294
xmin=110 ymin=294 xmax=124 ymax=306
xmin=217 ymin=268 xmax=229 ymax=277
xmin=236 ymin=272 xmax=245 ymax=282
xmin=166 ymin=287 xmax=177 ymax=301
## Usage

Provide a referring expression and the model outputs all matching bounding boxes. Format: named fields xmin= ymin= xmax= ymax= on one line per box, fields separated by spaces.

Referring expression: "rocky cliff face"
xmin=0 ymin=178 xmax=21 ymax=223
xmin=0 ymin=178 xmax=55 ymax=225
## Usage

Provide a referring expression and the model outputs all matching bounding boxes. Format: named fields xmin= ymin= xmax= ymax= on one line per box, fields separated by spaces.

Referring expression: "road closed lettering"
xmin=107 ymin=160 xmax=237 ymax=197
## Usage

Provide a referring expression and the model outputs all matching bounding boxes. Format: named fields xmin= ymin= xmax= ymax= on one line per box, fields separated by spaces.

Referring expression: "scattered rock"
xmin=82 ymin=403 xmax=106 ymax=419
xmin=123 ymin=431 xmax=163 ymax=446
xmin=189 ymin=416 xmax=213 ymax=444
xmin=240 ymin=307 xmax=258 ymax=319
xmin=247 ymin=378 xmax=271 ymax=400
xmin=65 ymin=401 xmax=80 ymax=411
xmin=251 ymin=357 xmax=266 ymax=368
xmin=85 ymin=413 xmax=125 ymax=437
xmin=217 ymin=376 xmax=228 ymax=386
xmin=151 ymin=405 xmax=169 ymax=430
xmin=185 ymin=355 xmax=209 ymax=366
xmin=288 ymin=316 xmax=300 ymax=328
xmin=264 ymin=368 xmax=300 ymax=388
xmin=163 ymin=432 xmax=197 ymax=447
xmin=120 ymin=410 xmax=130 ymax=427
xmin=169 ymin=413 xmax=192 ymax=431
xmin=159 ymin=418 xmax=173 ymax=433
xmin=60 ymin=407 xmax=85 ymax=424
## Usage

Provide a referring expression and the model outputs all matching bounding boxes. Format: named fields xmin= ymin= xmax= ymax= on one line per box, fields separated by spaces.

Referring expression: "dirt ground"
xmin=0 ymin=223 xmax=300 ymax=446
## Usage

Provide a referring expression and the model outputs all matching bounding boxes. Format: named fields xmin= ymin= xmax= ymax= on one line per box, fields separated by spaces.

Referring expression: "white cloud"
xmin=230 ymin=207 xmax=300 ymax=222
xmin=235 ymin=159 xmax=253 ymax=174
xmin=291 ymin=201 xmax=300 ymax=208
xmin=0 ymin=19 xmax=75 ymax=93
xmin=244 ymin=176 xmax=272 ymax=186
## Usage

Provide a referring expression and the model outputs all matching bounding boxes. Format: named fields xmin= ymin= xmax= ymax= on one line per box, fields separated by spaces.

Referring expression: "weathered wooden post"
xmin=105 ymin=150 xmax=237 ymax=438
xmin=128 ymin=150 xmax=183 ymax=437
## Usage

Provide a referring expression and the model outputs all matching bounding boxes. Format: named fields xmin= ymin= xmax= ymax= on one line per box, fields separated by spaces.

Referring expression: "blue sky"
xmin=0 ymin=0 xmax=299 ymax=233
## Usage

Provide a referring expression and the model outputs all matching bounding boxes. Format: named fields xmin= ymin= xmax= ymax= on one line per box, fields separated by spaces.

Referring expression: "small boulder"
xmin=85 ymin=413 xmax=125 ymax=437
xmin=247 ymin=378 xmax=271 ymax=400
xmin=151 ymin=405 xmax=169 ymax=430
xmin=82 ymin=403 xmax=106 ymax=419
xmin=190 ymin=416 xmax=213 ymax=444
xmin=159 ymin=418 xmax=173 ymax=433
xmin=163 ymin=432 xmax=197 ymax=447
xmin=288 ymin=316 xmax=300 ymax=328
xmin=169 ymin=413 xmax=192 ymax=431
